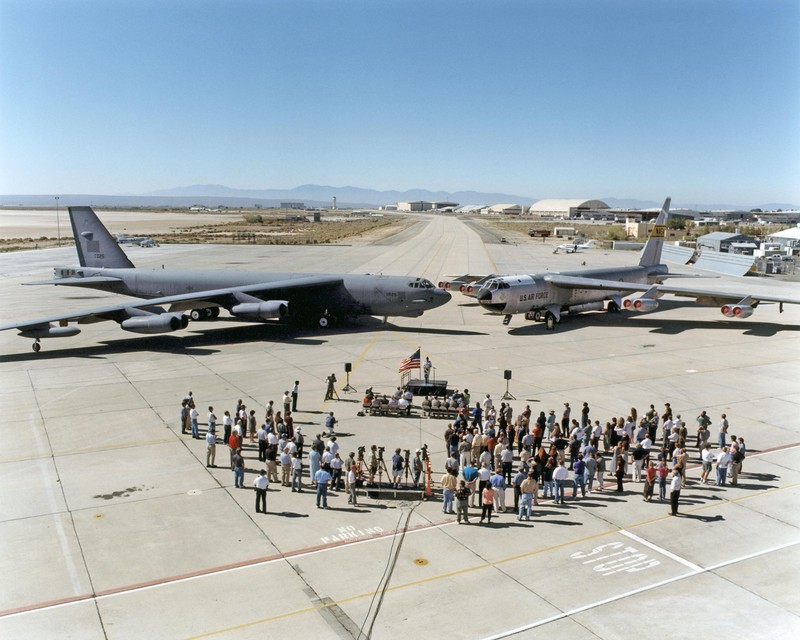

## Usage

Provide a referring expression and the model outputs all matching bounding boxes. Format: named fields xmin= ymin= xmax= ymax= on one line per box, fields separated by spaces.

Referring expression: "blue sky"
xmin=1 ymin=0 xmax=798 ymax=205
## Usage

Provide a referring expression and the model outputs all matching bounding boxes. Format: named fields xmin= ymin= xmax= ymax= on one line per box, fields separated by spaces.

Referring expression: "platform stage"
xmin=404 ymin=379 xmax=449 ymax=397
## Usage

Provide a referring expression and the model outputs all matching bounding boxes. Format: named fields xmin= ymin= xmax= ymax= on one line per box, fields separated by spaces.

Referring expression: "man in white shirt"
xmin=253 ymin=470 xmax=269 ymax=513
xmin=291 ymin=381 xmax=300 ymax=412
xmin=189 ymin=404 xmax=199 ymax=439
xmin=552 ymin=461 xmax=569 ymax=504
xmin=291 ymin=452 xmax=303 ymax=492
xmin=256 ymin=424 xmax=268 ymax=462
xmin=207 ymin=407 xmax=217 ymax=434
xmin=716 ymin=447 xmax=732 ymax=486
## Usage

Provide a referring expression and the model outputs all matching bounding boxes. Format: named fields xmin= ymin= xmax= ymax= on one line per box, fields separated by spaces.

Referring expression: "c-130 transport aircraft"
xmin=0 ymin=207 xmax=451 ymax=352
xmin=475 ymin=198 xmax=800 ymax=329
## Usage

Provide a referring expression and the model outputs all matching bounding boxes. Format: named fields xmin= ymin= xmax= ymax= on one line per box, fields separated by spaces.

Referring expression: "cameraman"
xmin=412 ymin=449 xmax=424 ymax=488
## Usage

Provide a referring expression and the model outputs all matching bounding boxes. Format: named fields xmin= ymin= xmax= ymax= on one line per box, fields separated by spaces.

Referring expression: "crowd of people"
xmin=179 ymin=387 xmax=749 ymax=521
xmin=437 ymin=396 xmax=748 ymax=523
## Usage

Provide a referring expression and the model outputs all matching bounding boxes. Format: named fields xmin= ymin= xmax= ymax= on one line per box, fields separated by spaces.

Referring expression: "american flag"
xmin=398 ymin=348 xmax=421 ymax=373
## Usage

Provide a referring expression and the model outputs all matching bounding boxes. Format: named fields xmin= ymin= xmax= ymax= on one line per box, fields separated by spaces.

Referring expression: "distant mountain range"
xmin=1 ymin=184 xmax=797 ymax=211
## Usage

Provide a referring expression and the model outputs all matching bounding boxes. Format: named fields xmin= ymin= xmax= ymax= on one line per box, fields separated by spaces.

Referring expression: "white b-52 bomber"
xmin=0 ymin=207 xmax=451 ymax=351
xmin=475 ymin=198 xmax=800 ymax=329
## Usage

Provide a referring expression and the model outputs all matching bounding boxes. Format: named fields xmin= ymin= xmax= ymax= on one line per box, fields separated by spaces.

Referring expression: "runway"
xmin=1 ymin=214 xmax=799 ymax=639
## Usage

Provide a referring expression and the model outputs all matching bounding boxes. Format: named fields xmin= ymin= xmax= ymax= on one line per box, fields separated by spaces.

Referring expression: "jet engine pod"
xmin=721 ymin=304 xmax=753 ymax=319
xmin=624 ymin=297 xmax=659 ymax=312
xmin=230 ymin=300 xmax=289 ymax=321
xmin=633 ymin=298 xmax=659 ymax=312
xmin=19 ymin=324 xmax=82 ymax=339
xmin=120 ymin=313 xmax=188 ymax=334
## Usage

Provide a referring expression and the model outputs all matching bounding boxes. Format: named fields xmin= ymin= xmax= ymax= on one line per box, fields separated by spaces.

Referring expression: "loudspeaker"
xmin=344 ymin=362 xmax=352 ymax=373
xmin=504 ymin=370 xmax=512 ymax=380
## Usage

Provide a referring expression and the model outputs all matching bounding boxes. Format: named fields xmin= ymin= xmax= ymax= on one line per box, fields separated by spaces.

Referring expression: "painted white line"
xmin=619 ymin=530 xmax=703 ymax=571
xmin=480 ymin=539 xmax=800 ymax=640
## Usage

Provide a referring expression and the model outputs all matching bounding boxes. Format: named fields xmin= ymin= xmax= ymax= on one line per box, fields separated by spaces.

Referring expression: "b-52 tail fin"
xmin=638 ymin=197 xmax=671 ymax=267
xmin=68 ymin=207 xmax=135 ymax=269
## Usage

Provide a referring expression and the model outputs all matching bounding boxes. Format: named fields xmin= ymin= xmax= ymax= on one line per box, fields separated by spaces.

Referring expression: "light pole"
xmin=55 ymin=196 xmax=61 ymax=246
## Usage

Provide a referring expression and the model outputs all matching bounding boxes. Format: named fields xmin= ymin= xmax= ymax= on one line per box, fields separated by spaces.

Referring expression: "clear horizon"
xmin=1 ymin=0 xmax=798 ymax=204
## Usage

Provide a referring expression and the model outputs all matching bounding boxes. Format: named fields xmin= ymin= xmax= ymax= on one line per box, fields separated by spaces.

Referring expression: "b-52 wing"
xmin=543 ymin=274 xmax=800 ymax=315
xmin=0 ymin=275 xmax=346 ymax=351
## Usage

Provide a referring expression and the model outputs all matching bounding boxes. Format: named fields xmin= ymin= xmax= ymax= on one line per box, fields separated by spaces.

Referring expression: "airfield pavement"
xmin=0 ymin=214 xmax=799 ymax=639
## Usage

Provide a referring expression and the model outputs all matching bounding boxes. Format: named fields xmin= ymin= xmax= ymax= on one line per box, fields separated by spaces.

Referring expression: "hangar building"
xmin=527 ymin=199 xmax=610 ymax=218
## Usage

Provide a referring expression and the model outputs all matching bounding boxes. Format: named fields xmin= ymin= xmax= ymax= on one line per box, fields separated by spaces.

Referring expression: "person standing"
xmin=718 ymin=414 xmax=729 ymax=448
xmin=585 ymin=452 xmax=597 ymax=493
xmin=207 ymin=406 xmax=217 ymax=436
xmin=309 ymin=448 xmax=321 ymax=487
xmin=232 ymin=448 xmax=245 ymax=488
xmin=615 ymin=452 xmax=626 ymax=492
xmin=669 ymin=468 xmax=682 ymax=515
xmin=595 ymin=452 xmax=606 ymax=491
xmin=519 ymin=473 xmax=536 ymax=521
xmin=391 ymin=449 xmax=404 ymax=489
xmin=281 ymin=390 xmax=290 ymax=417
xmin=716 ymin=446 xmax=732 ymax=486
xmin=291 ymin=451 xmax=303 ymax=492
xmin=479 ymin=484 xmax=495 ymax=524
xmin=222 ymin=411 xmax=233 ymax=445
xmin=180 ymin=400 xmax=189 ymax=435
xmin=512 ymin=466 xmax=527 ymax=512
xmin=205 ymin=428 xmax=217 ymax=467
xmin=572 ymin=454 xmax=586 ymax=499
xmin=423 ymin=357 xmax=432 ymax=383
xmin=552 ymin=460 xmax=569 ymax=504
xmin=325 ymin=412 xmax=337 ymax=437
xmin=325 ymin=373 xmax=337 ymax=401
xmin=441 ymin=470 xmax=457 ymax=514
xmin=189 ymin=403 xmax=199 ymax=439
xmin=454 ymin=480 xmax=471 ymax=524
xmin=643 ymin=462 xmax=656 ymax=502
xmin=657 ymin=459 xmax=669 ymax=500
xmin=291 ymin=380 xmax=300 ymax=412
xmin=253 ymin=470 xmax=268 ymax=513
xmin=315 ymin=464 xmax=332 ymax=508
xmin=348 ymin=465 xmax=358 ymax=505
xmin=490 ymin=469 xmax=506 ymax=512
xmin=280 ymin=448 xmax=292 ymax=486
xmin=412 ymin=449 xmax=424 ymax=488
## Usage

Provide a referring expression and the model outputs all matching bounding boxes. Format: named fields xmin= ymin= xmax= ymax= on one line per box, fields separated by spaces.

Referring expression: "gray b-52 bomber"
xmin=0 ymin=207 xmax=451 ymax=352
xmin=475 ymin=198 xmax=800 ymax=329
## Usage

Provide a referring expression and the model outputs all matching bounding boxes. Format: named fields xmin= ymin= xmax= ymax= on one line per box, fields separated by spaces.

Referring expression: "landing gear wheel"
xmin=533 ymin=310 xmax=544 ymax=322
xmin=32 ymin=340 xmax=41 ymax=353
xmin=209 ymin=307 xmax=220 ymax=319
xmin=545 ymin=312 xmax=557 ymax=331
xmin=319 ymin=317 xmax=329 ymax=328
xmin=202 ymin=307 xmax=214 ymax=319
xmin=190 ymin=309 xmax=203 ymax=322
xmin=607 ymin=300 xmax=620 ymax=313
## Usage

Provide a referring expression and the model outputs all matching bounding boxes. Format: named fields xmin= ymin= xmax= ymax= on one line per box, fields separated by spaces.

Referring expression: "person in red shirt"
xmin=643 ymin=461 xmax=657 ymax=502
xmin=228 ymin=432 xmax=240 ymax=470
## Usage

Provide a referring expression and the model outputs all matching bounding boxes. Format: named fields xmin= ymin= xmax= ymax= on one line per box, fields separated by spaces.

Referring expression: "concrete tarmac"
xmin=1 ymin=214 xmax=799 ymax=639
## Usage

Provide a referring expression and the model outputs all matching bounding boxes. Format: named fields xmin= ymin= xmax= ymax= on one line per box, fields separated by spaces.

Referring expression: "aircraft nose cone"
xmin=476 ymin=288 xmax=491 ymax=302
xmin=436 ymin=288 xmax=452 ymax=306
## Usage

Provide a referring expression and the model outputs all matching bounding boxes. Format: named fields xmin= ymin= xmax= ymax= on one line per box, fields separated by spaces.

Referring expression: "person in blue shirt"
xmin=573 ymin=454 xmax=586 ymax=498
xmin=315 ymin=464 xmax=332 ymax=508
xmin=461 ymin=464 xmax=478 ymax=508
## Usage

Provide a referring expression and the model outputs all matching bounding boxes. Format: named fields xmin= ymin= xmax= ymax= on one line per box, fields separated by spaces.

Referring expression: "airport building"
xmin=482 ymin=203 xmax=524 ymax=215
xmin=397 ymin=201 xmax=459 ymax=212
xmin=526 ymin=198 xmax=611 ymax=218
xmin=696 ymin=231 xmax=759 ymax=254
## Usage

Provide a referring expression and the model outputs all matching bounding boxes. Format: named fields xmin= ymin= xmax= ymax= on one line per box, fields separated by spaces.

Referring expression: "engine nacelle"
xmin=230 ymin=300 xmax=289 ymax=321
xmin=120 ymin=313 xmax=189 ymax=334
xmin=623 ymin=297 xmax=659 ymax=312
xmin=19 ymin=324 xmax=81 ymax=339
xmin=721 ymin=304 xmax=753 ymax=319
xmin=566 ymin=301 xmax=604 ymax=314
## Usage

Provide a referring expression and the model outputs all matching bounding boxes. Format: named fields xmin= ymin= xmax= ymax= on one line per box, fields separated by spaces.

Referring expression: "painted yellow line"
xmin=185 ymin=480 xmax=800 ymax=639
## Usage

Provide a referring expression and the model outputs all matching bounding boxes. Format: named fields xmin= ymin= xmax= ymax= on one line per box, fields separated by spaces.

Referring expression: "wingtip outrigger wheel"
xmin=32 ymin=339 xmax=41 ymax=353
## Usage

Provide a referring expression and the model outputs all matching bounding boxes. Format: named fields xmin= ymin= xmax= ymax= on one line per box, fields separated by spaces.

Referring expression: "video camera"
xmin=377 ymin=445 xmax=385 ymax=459
xmin=403 ymin=448 xmax=410 ymax=463
xmin=420 ymin=443 xmax=429 ymax=461
xmin=357 ymin=445 xmax=365 ymax=460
